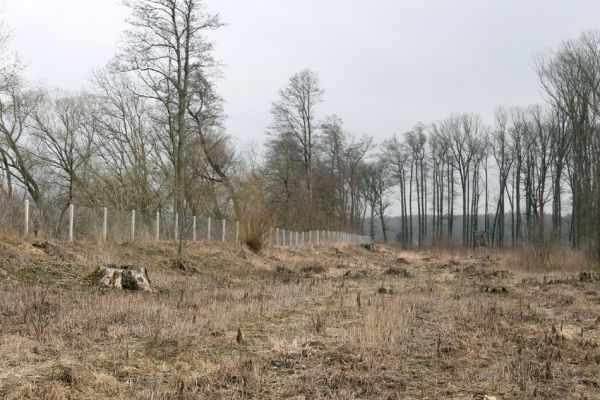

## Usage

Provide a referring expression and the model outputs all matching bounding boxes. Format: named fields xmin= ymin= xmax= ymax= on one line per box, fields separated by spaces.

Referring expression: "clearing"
xmin=0 ymin=239 xmax=599 ymax=399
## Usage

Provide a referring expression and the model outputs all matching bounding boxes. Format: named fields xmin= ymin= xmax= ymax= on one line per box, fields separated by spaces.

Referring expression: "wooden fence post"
xmin=222 ymin=219 xmax=226 ymax=242
xmin=236 ymin=221 xmax=239 ymax=243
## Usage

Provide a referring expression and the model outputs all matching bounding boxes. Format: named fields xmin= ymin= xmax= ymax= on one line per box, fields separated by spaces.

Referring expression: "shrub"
xmin=244 ymin=226 xmax=267 ymax=253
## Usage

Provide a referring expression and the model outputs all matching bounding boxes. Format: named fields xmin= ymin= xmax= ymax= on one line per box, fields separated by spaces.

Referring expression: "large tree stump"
xmin=580 ymin=272 xmax=600 ymax=282
xmin=91 ymin=265 xmax=153 ymax=292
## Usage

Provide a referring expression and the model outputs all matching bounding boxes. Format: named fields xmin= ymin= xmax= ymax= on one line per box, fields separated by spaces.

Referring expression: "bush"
xmin=244 ymin=226 xmax=266 ymax=253
xmin=237 ymin=173 xmax=275 ymax=253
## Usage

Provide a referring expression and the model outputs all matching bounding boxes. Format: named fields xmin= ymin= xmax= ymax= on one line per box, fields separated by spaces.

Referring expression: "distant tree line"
xmin=0 ymin=1 xmax=599 ymax=258
xmin=263 ymin=33 xmax=600 ymax=259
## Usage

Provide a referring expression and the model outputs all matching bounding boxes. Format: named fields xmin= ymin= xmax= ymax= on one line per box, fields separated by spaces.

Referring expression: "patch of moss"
xmin=12 ymin=267 xmax=58 ymax=285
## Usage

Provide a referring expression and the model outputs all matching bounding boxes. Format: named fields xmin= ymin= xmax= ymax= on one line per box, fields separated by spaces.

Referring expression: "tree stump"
xmin=580 ymin=272 xmax=600 ymax=282
xmin=91 ymin=265 xmax=152 ymax=292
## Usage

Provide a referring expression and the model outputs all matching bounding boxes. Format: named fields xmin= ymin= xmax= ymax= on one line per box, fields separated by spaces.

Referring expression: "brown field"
xmin=0 ymin=238 xmax=599 ymax=399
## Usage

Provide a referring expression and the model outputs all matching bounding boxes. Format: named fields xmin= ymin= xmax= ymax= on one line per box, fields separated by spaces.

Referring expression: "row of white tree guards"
xmin=20 ymin=201 xmax=371 ymax=245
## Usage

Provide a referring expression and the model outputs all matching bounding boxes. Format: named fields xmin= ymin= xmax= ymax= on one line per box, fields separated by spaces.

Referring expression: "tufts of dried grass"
xmin=506 ymin=244 xmax=600 ymax=272
xmin=0 ymin=237 xmax=599 ymax=398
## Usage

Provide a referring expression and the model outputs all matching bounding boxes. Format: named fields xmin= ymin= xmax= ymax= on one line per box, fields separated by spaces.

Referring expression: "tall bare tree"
xmin=361 ymin=160 xmax=391 ymax=241
xmin=0 ymin=34 xmax=43 ymax=210
xmin=405 ymin=125 xmax=427 ymax=245
xmin=537 ymin=31 xmax=600 ymax=255
xmin=92 ymin=70 xmax=161 ymax=211
xmin=439 ymin=113 xmax=484 ymax=246
xmin=117 ymin=0 xmax=222 ymax=257
xmin=490 ymin=108 xmax=513 ymax=246
xmin=382 ymin=134 xmax=410 ymax=246
xmin=269 ymin=69 xmax=324 ymax=228
xmin=30 ymin=91 xmax=95 ymax=210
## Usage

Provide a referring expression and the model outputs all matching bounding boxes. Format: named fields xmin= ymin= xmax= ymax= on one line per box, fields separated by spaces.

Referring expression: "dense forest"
xmin=0 ymin=0 xmax=599 ymax=258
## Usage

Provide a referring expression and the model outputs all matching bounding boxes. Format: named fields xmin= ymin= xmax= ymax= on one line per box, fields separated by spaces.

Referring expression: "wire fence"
xmin=9 ymin=200 xmax=371 ymax=246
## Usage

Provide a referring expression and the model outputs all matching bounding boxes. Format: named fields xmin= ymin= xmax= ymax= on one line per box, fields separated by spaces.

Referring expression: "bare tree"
xmin=186 ymin=70 xmax=238 ymax=219
xmin=318 ymin=115 xmax=372 ymax=231
xmin=30 ymin=91 xmax=95 ymax=210
xmin=269 ymin=69 xmax=324 ymax=228
xmin=361 ymin=160 xmax=391 ymax=241
xmin=382 ymin=134 xmax=410 ymax=246
xmin=405 ymin=125 xmax=427 ymax=245
xmin=523 ymin=106 xmax=554 ymax=244
xmin=490 ymin=108 xmax=513 ymax=246
xmin=440 ymin=113 xmax=484 ymax=246
xmin=264 ymin=133 xmax=304 ymax=228
xmin=548 ymin=107 xmax=571 ymax=241
xmin=117 ymin=0 xmax=222 ymax=257
xmin=0 ymin=21 xmax=19 ymax=198
xmin=0 ymin=53 xmax=43 ymax=209
xmin=92 ymin=69 xmax=161 ymax=211
xmin=537 ymin=31 xmax=600 ymax=255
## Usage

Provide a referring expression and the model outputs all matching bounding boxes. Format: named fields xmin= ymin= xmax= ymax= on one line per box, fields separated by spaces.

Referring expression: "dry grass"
xmin=0 ymin=238 xmax=599 ymax=399
xmin=505 ymin=244 xmax=599 ymax=273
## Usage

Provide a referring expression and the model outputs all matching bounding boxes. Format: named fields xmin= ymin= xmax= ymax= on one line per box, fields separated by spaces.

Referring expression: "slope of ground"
xmin=0 ymin=238 xmax=599 ymax=399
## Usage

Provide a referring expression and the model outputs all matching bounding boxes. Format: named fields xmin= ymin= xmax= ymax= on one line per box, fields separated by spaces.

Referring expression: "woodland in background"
xmin=0 ymin=0 xmax=599 ymax=259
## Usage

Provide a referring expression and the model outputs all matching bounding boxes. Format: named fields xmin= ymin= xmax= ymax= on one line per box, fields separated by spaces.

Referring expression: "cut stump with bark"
xmin=90 ymin=265 xmax=153 ymax=292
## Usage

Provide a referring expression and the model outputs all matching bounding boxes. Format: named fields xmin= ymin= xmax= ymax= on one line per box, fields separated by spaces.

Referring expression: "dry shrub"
xmin=238 ymin=172 xmax=274 ymax=253
xmin=20 ymin=284 xmax=58 ymax=340
xmin=244 ymin=224 xmax=268 ymax=253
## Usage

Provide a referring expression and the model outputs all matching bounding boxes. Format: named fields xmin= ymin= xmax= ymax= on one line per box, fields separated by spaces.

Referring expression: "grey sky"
xmin=2 ymin=0 xmax=600 ymax=149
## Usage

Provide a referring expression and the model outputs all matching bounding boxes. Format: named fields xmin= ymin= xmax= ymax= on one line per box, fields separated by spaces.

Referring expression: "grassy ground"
xmin=0 ymin=238 xmax=599 ymax=399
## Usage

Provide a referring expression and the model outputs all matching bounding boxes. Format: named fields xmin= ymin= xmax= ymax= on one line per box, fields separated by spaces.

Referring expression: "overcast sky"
xmin=2 ymin=0 xmax=600 ymax=149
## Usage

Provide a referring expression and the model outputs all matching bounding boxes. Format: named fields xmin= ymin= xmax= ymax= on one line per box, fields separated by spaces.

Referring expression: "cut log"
xmin=91 ymin=265 xmax=152 ymax=292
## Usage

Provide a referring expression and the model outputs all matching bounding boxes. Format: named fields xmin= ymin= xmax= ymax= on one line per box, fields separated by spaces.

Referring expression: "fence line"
xmin=13 ymin=201 xmax=371 ymax=246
